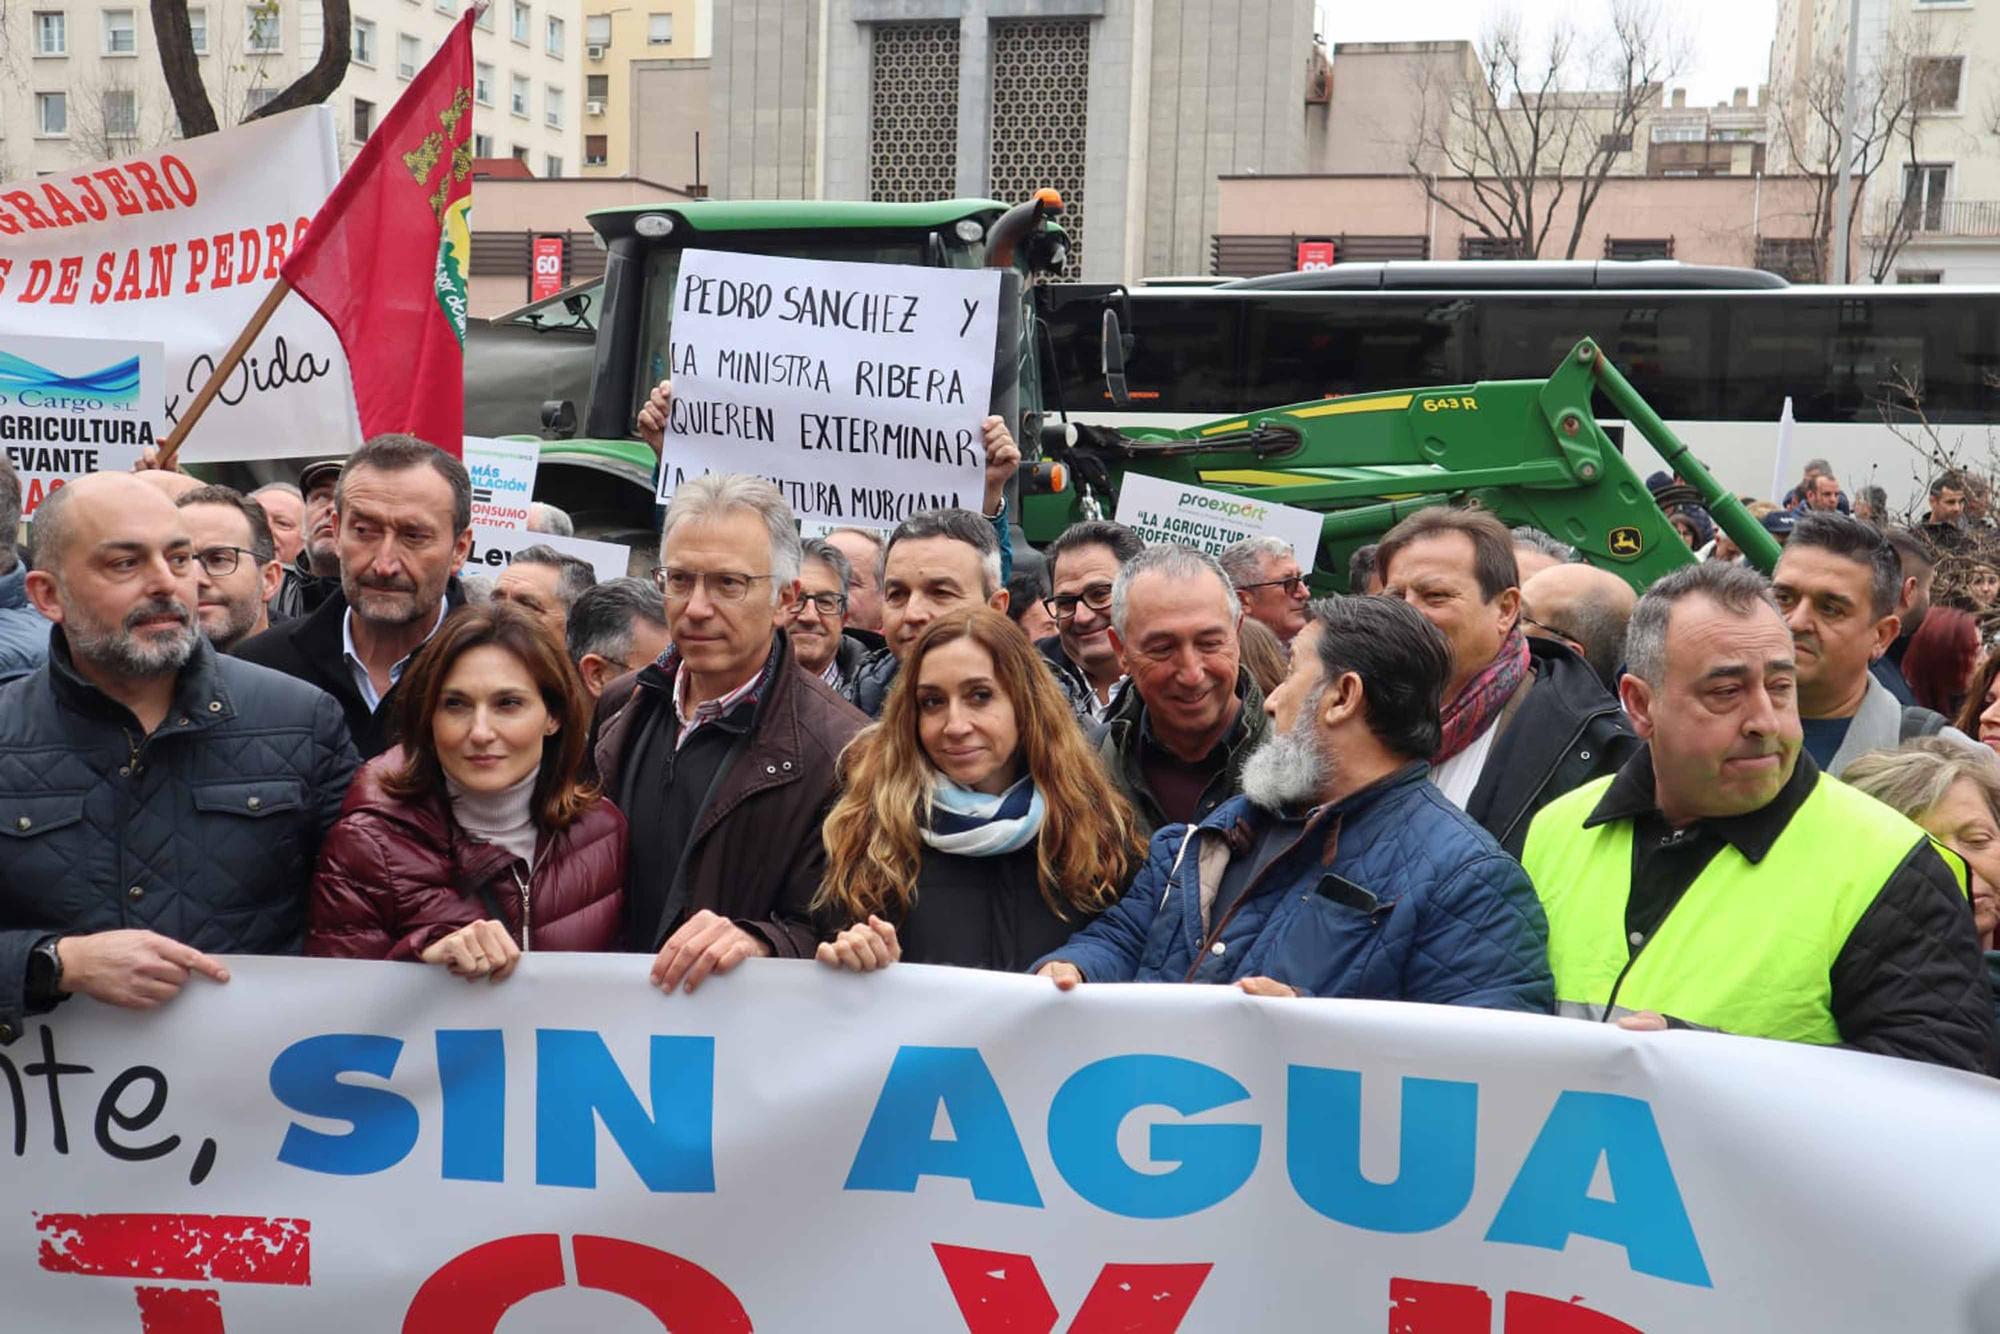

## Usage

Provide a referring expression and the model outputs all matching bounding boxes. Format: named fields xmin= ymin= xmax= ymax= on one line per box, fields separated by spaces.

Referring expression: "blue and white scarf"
xmin=921 ymin=774 xmax=1046 ymax=857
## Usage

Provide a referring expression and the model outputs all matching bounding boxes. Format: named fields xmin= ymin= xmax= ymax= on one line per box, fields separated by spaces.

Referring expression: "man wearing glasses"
xmin=174 ymin=486 xmax=284 ymax=654
xmin=1040 ymin=520 xmax=1144 ymax=724
xmin=787 ymin=538 xmax=874 ymax=693
xmin=593 ymin=474 xmax=867 ymax=992
xmin=1219 ymin=537 xmax=1312 ymax=647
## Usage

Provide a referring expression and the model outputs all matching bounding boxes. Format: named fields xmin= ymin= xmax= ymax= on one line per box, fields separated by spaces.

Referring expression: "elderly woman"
xmin=1843 ymin=739 xmax=2000 ymax=1022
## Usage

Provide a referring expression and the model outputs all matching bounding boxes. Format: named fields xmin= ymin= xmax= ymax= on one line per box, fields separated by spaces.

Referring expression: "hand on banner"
xmin=56 ymin=930 xmax=230 ymax=1008
xmin=419 ymin=920 xmax=522 ymax=982
xmin=1616 ymin=1011 xmax=1670 ymax=1031
xmin=981 ymin=415 xmax=1020 ymax=519
xmin=1236 ymin=976 xmax=1299 ymax=998
xmin=652 ymin=908 xmax=771 ymax=994
xmin=1036 ymin=960 xmax=1084 ymax=991
xmin=815 ymin=915 xmax=901 ymax=972
xmin=636 ymin=378 xmax=673 ymax=458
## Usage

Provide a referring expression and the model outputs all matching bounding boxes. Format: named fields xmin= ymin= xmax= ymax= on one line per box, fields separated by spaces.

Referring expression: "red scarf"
xmin=1435 ymin=626 xmax=1530 ymax=765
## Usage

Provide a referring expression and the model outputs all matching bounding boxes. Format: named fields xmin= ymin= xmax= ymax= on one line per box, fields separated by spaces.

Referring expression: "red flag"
xmin=282 ymin=8 xmax=476 ymax=455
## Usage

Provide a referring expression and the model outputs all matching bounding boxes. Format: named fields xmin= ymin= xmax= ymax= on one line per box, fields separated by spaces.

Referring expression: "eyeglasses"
xmin=793 ymin=590 xmax=849 ymax=617
xmin=653 ymin=566 xmax=774 ymax=603
xmin=1043 ymin=583 xmax=1114 ymax=623
xmin=195 ymin=545 xmax=263 ymax=578
xmin=1236 ymin=574 xmax=1309 ymax=597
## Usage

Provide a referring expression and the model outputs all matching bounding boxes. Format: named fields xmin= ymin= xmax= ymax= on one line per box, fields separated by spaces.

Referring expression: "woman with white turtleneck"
xmin=308 ymin=605 xmax=626 ymax=974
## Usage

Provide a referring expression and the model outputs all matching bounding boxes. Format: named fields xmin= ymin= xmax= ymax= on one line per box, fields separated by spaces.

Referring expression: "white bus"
xmin=1038 ymin=263 xmax=2000 ymax=514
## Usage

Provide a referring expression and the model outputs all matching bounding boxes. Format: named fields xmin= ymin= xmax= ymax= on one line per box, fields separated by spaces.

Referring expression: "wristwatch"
xmin=25 ymin=936 xmax=63 ymax=1003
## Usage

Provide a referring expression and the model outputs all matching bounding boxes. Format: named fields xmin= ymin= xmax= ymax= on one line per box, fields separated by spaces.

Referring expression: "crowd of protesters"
xmin=0 ymin=398 xmax=1995 ymax=1080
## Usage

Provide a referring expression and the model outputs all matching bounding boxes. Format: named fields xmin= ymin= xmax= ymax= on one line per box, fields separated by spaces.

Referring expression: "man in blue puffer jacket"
xmin=1035 ymin=591 xmax=1552 ymax=1010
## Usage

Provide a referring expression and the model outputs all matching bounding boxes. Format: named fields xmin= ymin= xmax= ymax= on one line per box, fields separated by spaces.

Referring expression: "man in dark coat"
xmin=0 ymin=475 xmax=357 ymax=1044
xmin=594 ymin=474 xmax=867 ymax=990
xmin=236 ymin=437 xmax=470 ymax=759
xmin=1377 ymin=507 xmax=1639 ymax=855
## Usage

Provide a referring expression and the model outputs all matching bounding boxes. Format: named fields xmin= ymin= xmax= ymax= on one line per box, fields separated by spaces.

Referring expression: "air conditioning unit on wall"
xmin=587 ymin=43 xmax=605 ymax=59
xmin=587 ymin=98 xmax=605 ymax=115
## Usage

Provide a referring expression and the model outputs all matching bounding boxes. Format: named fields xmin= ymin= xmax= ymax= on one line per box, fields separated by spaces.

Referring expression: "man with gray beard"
xmin=1035 ymin=595 xmax=1551 ymax=1009
xmin=0 ymin=474 xmax=358 ymax=1044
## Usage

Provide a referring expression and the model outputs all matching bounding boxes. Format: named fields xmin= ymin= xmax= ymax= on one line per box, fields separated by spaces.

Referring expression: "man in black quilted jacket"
xmin=0 ymin=474 xmax=359 ymax=1045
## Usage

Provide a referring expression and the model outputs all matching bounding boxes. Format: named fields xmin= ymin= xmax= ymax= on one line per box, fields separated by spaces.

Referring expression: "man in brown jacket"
xmin=594 ymin=474 xmax=866 ymax=991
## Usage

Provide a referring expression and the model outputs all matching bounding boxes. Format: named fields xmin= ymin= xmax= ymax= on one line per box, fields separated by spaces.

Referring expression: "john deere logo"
xmin=1609 ymin=526 xmax=1642 ymax=557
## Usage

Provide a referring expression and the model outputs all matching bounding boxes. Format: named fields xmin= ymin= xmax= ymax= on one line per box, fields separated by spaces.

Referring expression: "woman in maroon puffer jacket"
xmin=309 ymin=604 xmax=625 ymax=974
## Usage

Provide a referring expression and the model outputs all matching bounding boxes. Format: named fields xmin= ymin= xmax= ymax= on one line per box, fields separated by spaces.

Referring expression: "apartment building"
xmin=576 ymin=0 xmax=705 ymax=178
xmin=1 ymin=0 xmax=581 ymax=179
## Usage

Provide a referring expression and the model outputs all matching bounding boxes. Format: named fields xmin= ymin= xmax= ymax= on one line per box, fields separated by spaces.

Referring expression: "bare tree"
xmin=66 ymin=63 xmax=180 ymax=163
xmin=150 ymin=0 xmax=351 ymax=139
xmin=1767 ymin=20 xmax=1937 ymax=283
xmin=1407 ymin=1 xmax=1682 ymax=260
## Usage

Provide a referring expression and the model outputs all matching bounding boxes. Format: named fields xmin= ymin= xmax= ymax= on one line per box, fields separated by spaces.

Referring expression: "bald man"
xmin=0 ymin=473 xmax=357 ymax=1041
xmin=1520 ymin=562 xmax=1638 ymax=690
xmin=135 ymin=467 xmax=205 ymax=502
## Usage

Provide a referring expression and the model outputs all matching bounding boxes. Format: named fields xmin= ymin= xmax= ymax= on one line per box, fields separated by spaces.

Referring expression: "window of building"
xmin=511 ymin=0 xmax=529 ymax=42
xmin=299 ymin=0 xmax=320 ymax=58
xmin=545 ymin=83 xmax=562 ymax=127
xmin=244 ymin=86 xmax=279 ymax=115
xmin=1599 ymin=132 xmax=1634 ymax=154
xmin=351 ymin=17 xmax=374 ymax=64
xmin=586 ymin=14 xmax=610 ymax=45
xmin=187 ymin=6 xmax=206 ymax=51
xmin=103 ymin=8 xmax=136 ymax=54
xmin=397 ymin=31 xmax=420 ymax=78
xmin=585 ymin=133 xmax=608 ymax=165
xmin=246 ymin=5 xmax=281 ymax=52
xmin=1901 ymin=162 xmax=1952 ymax=231
xmin=103 ymin=88 xmax=138 ymax=136
xmin=435 ymin=0 xmax=453 ymax=13
xmin=1911 ymin=56 xmax=1965 ymax=113
xmin=474 ymin=2 xmax=490 ymax=27
xmin=510 ymin=73 xmax=530 ymax=116
xmin=33 ymin=11 xmax=65 ymax=55
xmin=545 ymin=14 xmax=562 ymax=56
xmin=511 ymin=144 xmax=529 ymax=163
xmin=36 ymin=91 xmax=67 ymax=135
xmin=544 ymin=154 xmax=562 ymax=177
xmin=586 ymin=73 xmax=607 ymax=99
xmin=474 ymin=60 xmax=494 ymax=104
xmin=1897 ymin=270 xmax=1945 ymax=284
xmin=647 ymin=11 xmax=671 ymax=43
xmin=473 ymin=131 xmax=493 ymax=156
xmin=352 ymin=97 xmax=374 ymax=142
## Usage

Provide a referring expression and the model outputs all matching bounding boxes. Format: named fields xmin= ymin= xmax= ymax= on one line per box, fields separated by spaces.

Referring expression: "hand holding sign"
xmin=980 ymin=414 xmax=1020 ymax=518
xmin=57 ymin=930 xmax=230 ymax=1009
xmin=636 ymin=377 xmax=672 ymax=458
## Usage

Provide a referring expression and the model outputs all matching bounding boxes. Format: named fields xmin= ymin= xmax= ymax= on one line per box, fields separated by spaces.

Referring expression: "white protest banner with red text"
xmin=6 ymin=957 xmax=1999 ymax=1332
xmin=0 ymin=107 xmax=360 ymax=464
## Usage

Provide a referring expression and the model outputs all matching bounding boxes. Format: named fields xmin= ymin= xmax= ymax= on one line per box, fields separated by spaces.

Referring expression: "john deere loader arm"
xmin=1047 ymin=339 xmax=1781 ymax=592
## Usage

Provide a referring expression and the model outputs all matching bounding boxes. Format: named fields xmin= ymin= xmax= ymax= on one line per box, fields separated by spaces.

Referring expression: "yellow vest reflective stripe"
xmin=1520 ymin=771 xmax=1929 ymax=1046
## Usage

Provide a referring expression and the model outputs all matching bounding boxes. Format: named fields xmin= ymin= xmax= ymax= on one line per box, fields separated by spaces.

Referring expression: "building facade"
xmin=577 ymin=0 xmax=707 ymax=179
xmin=632 ymin=0 xmax=1317 ymax=282
xmin=1 ymin=0 xmax=581 ymax=179
xmin=1769 ymin=0 xmax=2000 ymax=282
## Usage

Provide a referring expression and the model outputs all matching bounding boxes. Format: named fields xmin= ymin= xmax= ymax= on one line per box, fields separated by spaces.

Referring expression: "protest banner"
xmin=6 ymin=956 xmax=1998 ymax=1332
xmin=655 ymin=249 xmax=1002 ymax=526
xmin=0 ymin=107 xmax=359 ymax=465
xmin=1115 ymin=472 xmax=1324 ymax=571
xmin=464 ymin=436 xmax=541 ymax=530
xmin=0 ymin=333 xmax=161 ymax=516
xmin=465 ymin=525 xmax=634 ymax=582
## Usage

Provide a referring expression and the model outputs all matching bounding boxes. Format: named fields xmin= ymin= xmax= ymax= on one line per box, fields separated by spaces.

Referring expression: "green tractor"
xmin=472 ymin=191 xmax=1776 ymax=587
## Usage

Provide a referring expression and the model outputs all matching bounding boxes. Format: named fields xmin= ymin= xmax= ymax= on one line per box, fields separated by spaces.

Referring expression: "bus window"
xmin=1118 ymin=297 xmax=1245 ymax=413
xmin=1240 ymin=298 xmax=1468 ymax=404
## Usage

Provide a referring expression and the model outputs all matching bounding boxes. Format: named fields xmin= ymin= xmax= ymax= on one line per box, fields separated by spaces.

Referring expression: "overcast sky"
xmin=1319 ymin=0 xmax=1782 ymax=108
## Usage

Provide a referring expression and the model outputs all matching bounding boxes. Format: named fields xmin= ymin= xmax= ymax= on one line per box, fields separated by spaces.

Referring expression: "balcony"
xmin=1871 ymin=199 xmax=2000 ymax=239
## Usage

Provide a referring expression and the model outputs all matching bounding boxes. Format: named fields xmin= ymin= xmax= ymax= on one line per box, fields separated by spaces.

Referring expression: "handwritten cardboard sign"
xmin=654 ymin=249 xmax=1001 ymax=525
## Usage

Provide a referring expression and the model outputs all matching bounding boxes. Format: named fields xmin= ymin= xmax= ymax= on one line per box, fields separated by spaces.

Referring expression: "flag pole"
xmin=155 ymin=276 xmax=293 ymax=470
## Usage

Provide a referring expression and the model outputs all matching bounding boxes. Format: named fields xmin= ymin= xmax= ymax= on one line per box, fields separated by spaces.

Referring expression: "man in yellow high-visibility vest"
xmin=1521 ymin=561 xmax=1995 ymax=1073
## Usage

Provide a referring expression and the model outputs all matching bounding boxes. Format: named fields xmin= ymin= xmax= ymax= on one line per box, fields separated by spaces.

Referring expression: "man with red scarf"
xmin=1377 ymin=508 xmax=1638 ymax=856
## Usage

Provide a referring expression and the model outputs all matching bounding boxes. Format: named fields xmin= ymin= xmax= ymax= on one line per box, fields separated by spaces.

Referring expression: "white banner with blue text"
xmin=4 ymin=956 xmax=1997 ymax=1332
